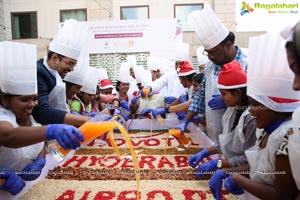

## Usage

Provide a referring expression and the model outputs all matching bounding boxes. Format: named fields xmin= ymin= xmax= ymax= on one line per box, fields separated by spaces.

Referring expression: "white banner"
xmin=84 ymin=19 xmax=179 ymax=58
xmin=236 ymin=0 xmax=300 ymax=32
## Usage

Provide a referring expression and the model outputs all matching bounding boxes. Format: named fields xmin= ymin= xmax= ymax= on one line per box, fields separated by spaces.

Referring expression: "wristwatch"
xmin=217 ymin=159 xmax=222 ymax=168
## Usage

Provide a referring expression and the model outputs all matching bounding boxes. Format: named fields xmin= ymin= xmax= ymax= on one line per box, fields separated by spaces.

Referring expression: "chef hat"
xmin=97 ymin=68 xmax=108 ymax=81
xmin=188 ymin=3 xmax=229 ymax=50
xmin=81 ymin=67 xmax=99 ymax=94
xmin=217 ymin=61 xmax=247 ymax=89
xmin=127 ymin=55 xmax=137 ymax=68
xmin=196 ymin=46 xmax=209 ymax=66
xmin=0 ymin=41 xmax=37 ymax=95
xmin=117 ymin=63 xmax=130 ymax=83
xmin=175 ymin=42 xmax=189 ymax=61
xmin=147 ymin=56 xmax=158 ymax=71
xmin=247 ymin=33 xmax=300 ymax=112
xmin=141 ymin=69 xmax=152 ymax=87
xmin=99 ymin=79 xmax=114 ymax=90
xmin=49 ymin=19 xmax=88 ymax=60
xmin=157 ymin=57 xmax=170 ymax=73
xmin=63 ymin=51 xmax=88 ymax=86
xmin=178 ymin=61 xmax=196 ymax=77
xmin=133 ymin=65 xmax=144 ymax=84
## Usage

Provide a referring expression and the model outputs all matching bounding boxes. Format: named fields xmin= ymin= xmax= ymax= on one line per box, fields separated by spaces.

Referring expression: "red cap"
xmin=99 ymin=79 xmax=113 ymax=90
xmin=218 ymin=61 xmax=247 ymax=89
xmin=177 ymin=61 xmax=196 ymax=76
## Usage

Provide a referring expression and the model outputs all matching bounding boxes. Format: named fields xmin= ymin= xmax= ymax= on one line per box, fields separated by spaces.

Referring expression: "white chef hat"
xmin=175 ymin=42 xmax=189 ymax=61
xmin=196 ymin=46 xmax=209 ymax=66
xmin=147 ymin=56 xmax=158 ymax=71
xmin=117 ymin=63 xmax=130 ymax=83
xmin=63 ymin=51 xmax=88 ymax=86
xmin=0 ymin=41 xmax=37 ymax=95
xmin=133 ymin=65 xmax=144 ymax=84
xmin=247 ymin=33 xmax=300 ymax=112
xmin=97 ymin=68 xmax=108 ymax=82
xmin=157 ymin=57 xmax=170 ymax=73
xmin=188 ymin=3 xmax=229 ymax=50
xmin=81 ymin=67 xmax=99 ymax=95
xmin=126 ymin=55 xmax=137 ymax=68
xmin=141 ymin=70 xmax=152 ymax=87
xmin=49 ymin=19 xmax=88 ymax=60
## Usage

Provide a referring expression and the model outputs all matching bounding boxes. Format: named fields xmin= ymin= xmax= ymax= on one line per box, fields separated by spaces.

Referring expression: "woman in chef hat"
xmin=0 ymin=41 xmax=84 ymax=196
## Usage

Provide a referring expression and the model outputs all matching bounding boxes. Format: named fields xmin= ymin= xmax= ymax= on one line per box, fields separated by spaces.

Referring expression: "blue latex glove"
xmin=120 ymin=100 xmax=130 ymax=111
xmin=70 ymin=111 xmax=80 ymax=115
xmin=191 ymin=116 xmax=201 ymax=122
xmin=131 ymin=96 xmax=140 ymax=105
xmin=208 ymin=94 xmax=226 ymax=110
xmin=81 ymin=111 xmax=89 ymax=115
xmin=19 ymin=158 xmax=46 ymax=181
xmin=114 ymin=108 xmax=121 ymax=115
xmin=224 ymin=174 xmax=244 ymax=195
xmin=196 ymin=159 xmax=218 ymax=178
xmin=141 ymin=108 xmax=152 ymax=116
xmin=0 ymin=170 xmax=25 ymax=195
xmin=89 ymin=112 xmax=99 ymax=118
xmin=164 ymin=96 xmax=177 ymax=105
xmin=46 ymin=124 xmax=84 ymax=150
xmin=179 ymin=95 xmax=188 ymax=103
xmin=176 ymin=112 xmax=187 ymax=120
xmin=188 ymin=149 xmax=211 ymax=168
xmin=152 ymin=108 xmax=166 ymax=119
xmin=209 ymin=169 xmax=228 ymax=200
xmin=176 ymin=119 xmax=189 ymax=134
xmin=90 ymin=114 xmax=112 ymax=122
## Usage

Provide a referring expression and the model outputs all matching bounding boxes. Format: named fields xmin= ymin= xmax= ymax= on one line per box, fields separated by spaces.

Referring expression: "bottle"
xmin=168 ymin=128 xmax=191 ymax=151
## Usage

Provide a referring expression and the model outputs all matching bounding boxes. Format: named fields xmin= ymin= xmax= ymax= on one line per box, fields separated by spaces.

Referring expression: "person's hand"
xmin=19 ymin=158 xmax=46 ymax=181
xmin=91 ymin=114 xmax=112 ymax=121
xmin=224 ymin=174 xmax=244 ymax=195
xmin=152 ymin=108 xmax=166 ymax=119
xmin=164 ymin=96 xmax=177 ymax=105
xmin=176 ymin=119 xmax=189 ymax=134
xmin=70 ymin=111 xmax=80 ymax=115
xmin=46 ymin=124 xmax=84 ymax=150
xmin=196 ymin=159 xmax=218 ymax=178
xmin=188 ymin=149 xmax=210 ymax=168
xmin=120 ymin=100 xmax=130 ymax=111
xmin=191 ymin=116 xmax=201 ymax=122
xmin=179 ymin=95 xmax=188 ymax=103
xmin=131 ymin=96 xmax=140 ymax=105
xmin=141 ymin=108 xmax=152 ymax=116
xmin=208 ymin=94 xmax=226 ymax=110
xmin=0 ymin=170 xmax=25 ymax=195
xmin=89 ymin=112 xmax=99 ymax=118
xmin=209 ymin=169 xmax=228 ymax=200
xmin=176 ymin=112 xmax=187 ymax=120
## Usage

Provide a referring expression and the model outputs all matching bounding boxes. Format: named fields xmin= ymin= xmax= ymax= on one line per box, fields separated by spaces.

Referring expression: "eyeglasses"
xmin=58 ymin=55 xmax=77 ymax=67
xmin=202 ymin=44 xmax=225 ymax=57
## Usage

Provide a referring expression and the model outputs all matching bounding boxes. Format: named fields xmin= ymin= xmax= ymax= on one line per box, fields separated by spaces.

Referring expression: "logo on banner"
xmin=240 ymin=1 xmax=254 ymax=15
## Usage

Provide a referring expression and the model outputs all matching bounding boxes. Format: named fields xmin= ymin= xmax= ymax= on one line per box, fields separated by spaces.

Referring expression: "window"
xmin=174 ymin=4 xmax=203 ymax=32
xmin=60 ymin=9 xmax=87 ymax=22
xmin=11 ymin=12 xmax=37 ymax=39
xmin=120 ymin=6 xmax=149 ymax=20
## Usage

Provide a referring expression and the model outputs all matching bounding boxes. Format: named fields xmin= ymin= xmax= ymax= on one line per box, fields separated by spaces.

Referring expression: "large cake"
xmin=19 ymin=119 xmax=237 ymax=200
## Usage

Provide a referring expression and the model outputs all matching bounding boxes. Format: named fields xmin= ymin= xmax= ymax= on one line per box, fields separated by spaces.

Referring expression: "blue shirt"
xmin=188 ymin=46 xmax=248 ymax=114
xmin=32 ymin=59 xmax=67 ymax=125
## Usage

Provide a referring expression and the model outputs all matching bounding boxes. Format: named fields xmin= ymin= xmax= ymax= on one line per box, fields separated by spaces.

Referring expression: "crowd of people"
xmin=0 ymin=2 xmax=300 ymax=200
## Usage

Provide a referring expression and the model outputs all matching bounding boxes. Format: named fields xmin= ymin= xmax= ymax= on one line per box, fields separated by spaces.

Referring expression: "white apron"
xmin=246 ymin=120 xmax=292 ymax=186
xmin=0 ymin=107 xmax=44 ymax=171
xmin=204 ymin=63 xmax=226 ymax=142
xmin=43 ymin=58 xmax=69 ymax=112
xmin=219 ymin=108 xmax=249 ymax=162
xmin=289 ymin=108 xmax=300 ymax=190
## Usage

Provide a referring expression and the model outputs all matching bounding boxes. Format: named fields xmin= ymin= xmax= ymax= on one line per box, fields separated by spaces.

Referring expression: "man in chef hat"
xmin=177 ymin=3 xmax=247 ymax=143
xmin=32 ymin=19 xmax=89 ymax=126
